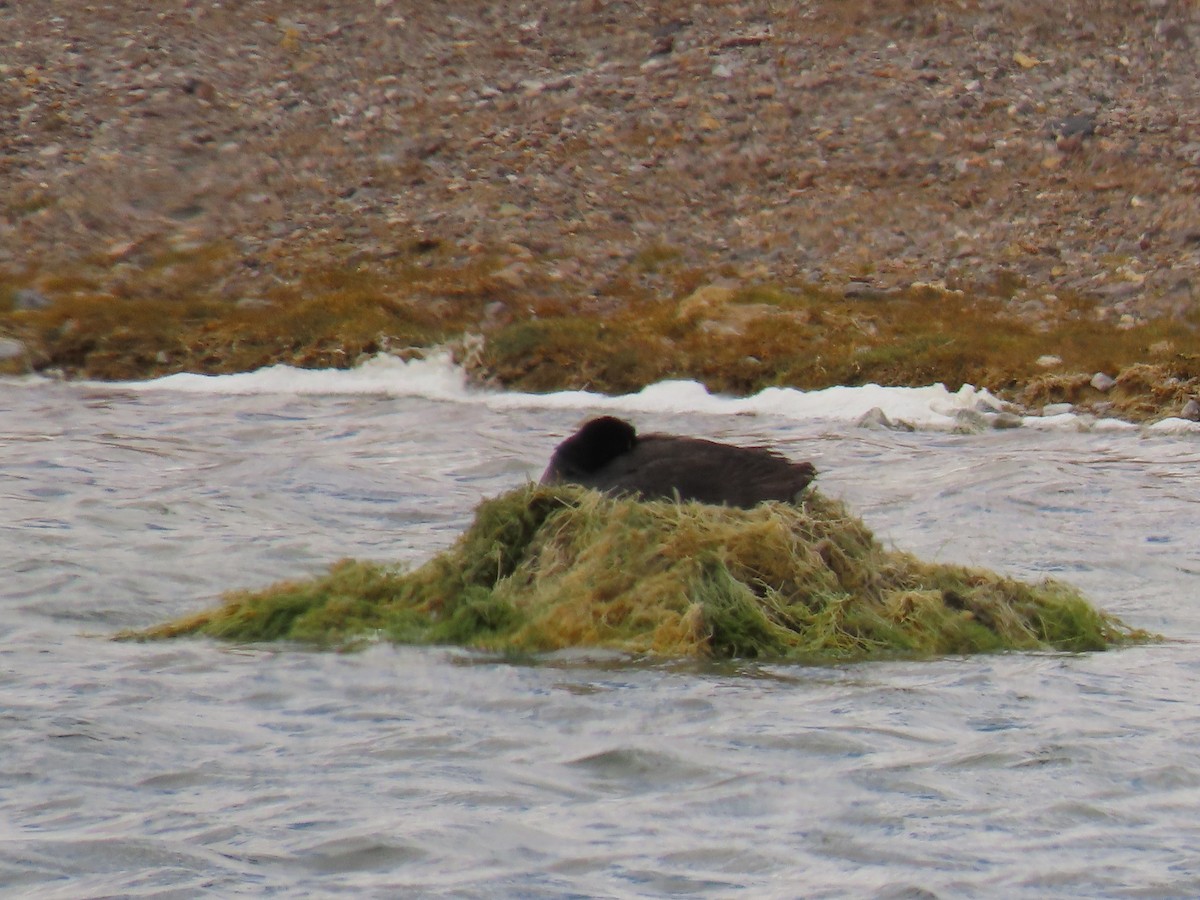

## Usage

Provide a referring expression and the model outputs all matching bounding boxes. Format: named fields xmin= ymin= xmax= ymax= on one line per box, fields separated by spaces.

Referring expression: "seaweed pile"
xmin=136 ymin=484 xmax=1148 ymax=662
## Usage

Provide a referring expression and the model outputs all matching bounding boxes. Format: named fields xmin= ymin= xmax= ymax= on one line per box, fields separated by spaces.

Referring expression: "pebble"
xmin=1045 ymin=114 xmax=1096 ymax=140
xmin=842 ymin=283 xmax=893 ymax=301
xmin=1090 ymin=372 xmax=1116 ymax=392
xmin=234 ymin=297 xmax=273 ymax=310
xmin=856 ymin=407 xmax=914 ymax=431
xmin=952 ymin=409 xmax=988 ymax=434
xmin=1181 ymin=398 xmax=1200 ymax=421
xmin=1035 ymin=355 xmax=1063 ymax=368
xmin=12 ymin=288 xmax=50 ymax=310
xmin=0 ymin=337 xmax=27 ymax=361
xmin=1042 ymin=402 xmax=1074 ymax=417
xmin=991 ymin=412 xmax=1024 ymax=429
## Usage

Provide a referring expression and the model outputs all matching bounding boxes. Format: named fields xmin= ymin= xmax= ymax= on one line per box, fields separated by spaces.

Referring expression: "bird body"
xmin=541 ymin=416 xmax=816 ymax=508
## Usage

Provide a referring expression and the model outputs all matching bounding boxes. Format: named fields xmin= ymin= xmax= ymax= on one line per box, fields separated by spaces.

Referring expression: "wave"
xmin=91 ymin=351 xmax=1196 ymax=434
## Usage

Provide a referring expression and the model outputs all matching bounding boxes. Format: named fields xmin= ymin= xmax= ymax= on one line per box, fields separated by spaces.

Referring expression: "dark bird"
xmin=540 ymin=416 xmax=817 ymax=509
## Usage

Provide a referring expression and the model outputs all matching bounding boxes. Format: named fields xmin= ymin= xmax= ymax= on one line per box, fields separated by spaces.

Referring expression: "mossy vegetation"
xmin=133 ymin=484 xmax=1150 ymax=662
xmin=0 ymin=242 xmax=518 ymax=379
xmin=3 ymin=244 xmax=1199 ymax=419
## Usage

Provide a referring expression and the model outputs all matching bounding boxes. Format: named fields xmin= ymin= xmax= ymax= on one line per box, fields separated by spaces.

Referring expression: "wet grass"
xmin=131 ymin=484 xmax=1152 ymax=662
xmin=481 ymin=282 xmax=1200 ymax=405
xmin=2 ymin=244 xmax=1199 ymax=419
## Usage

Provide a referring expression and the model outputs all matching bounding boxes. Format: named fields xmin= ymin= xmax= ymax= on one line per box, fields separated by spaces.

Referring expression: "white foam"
xmin=1144 ymin=417 xmax=1200 ymax=435
xmin=111 ymin=353 xmax=471 ymax=400
xmin=105 ymin=351 xmax=1188 ymax=433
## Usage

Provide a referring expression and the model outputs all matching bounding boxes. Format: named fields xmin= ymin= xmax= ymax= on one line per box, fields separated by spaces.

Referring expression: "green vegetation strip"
xmin=133 ymin=485 xmax=1151 ymax=661
xmin=4 ymin=248 xmax=1200 ymax=420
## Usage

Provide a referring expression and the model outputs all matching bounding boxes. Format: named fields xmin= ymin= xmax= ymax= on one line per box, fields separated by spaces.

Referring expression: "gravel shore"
xmin=2 ymin=1 xmax=1199 ymax=391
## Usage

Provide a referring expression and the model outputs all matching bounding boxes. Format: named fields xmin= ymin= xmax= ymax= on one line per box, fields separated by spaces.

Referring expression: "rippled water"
xmin=3 ymin=379 xmax=1200 ymax=897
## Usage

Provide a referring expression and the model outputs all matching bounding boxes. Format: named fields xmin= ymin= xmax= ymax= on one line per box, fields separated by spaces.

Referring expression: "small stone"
xmin=1056 ymin=133 xmax=1084 ymax=154
xmin=0 ymin=337 xmax=27 ymax=360
xmin=234 ymin=297 xmax=273 ymax=310
xmin=1013 ymin=51 xmax=1041 ymax=69
xmin=856 ymin=407 xmax=890 ymax=430
xmin=964 ymin=133 xmax=992 ymax=152
xmin=182 ymin=77 xmax=217 ymax=103
xmin=1045 ymin=114 xmax=1096 ymax=140
xmin=1090 ymin=372 xmax=1116 ymax=392
xmin=842 ymin=283 xmax=891 ymax=301
xmin=106 ymin=241 xmax=138 ymax=261
xmin=952 ymin=409 xmax=988 ymax=434
xmin=973 ymin=395 xmax=1005 ymax=414
xmin=1036 ymin=354 xmax=1063 ymax=368
xmin=1042 ymin=402 xmax=1074 ymax=417
xmin=1155 ymin=20 xmax=1190 ymax=46
xmin=491 ymin=263 xmax=527 ymax=290
xmin=1181 ymin=399 xmax=1200 ymax=421
xmin=650 ymin=34 xmax=674 ymax=56
xmin=12 ymin=288 xmax=50 ymax=310
xmin=991 ymin=412 xmax=1024 ymax=429
xmin=856 ymin=407 xmax=914 ymax=432
xmin=483 ymin=300 xmax=508 ymax=323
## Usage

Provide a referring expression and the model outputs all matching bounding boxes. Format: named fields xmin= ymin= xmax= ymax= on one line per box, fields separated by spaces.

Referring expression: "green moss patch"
xmin=132 ymin=485 xmax=1151 ymax=662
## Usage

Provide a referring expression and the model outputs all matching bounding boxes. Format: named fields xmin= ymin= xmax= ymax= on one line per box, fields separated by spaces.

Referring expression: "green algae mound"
xmin=137 ymin=484 xmax=1148 ymax=661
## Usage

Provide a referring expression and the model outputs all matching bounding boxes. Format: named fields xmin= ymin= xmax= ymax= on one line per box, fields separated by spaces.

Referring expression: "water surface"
xmin=2 ymin=373 xmax=1199 ymax=897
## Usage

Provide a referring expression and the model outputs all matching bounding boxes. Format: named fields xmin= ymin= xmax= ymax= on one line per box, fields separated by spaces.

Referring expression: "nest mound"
xmin=136 ymin=485 xmax=1148 ymax=661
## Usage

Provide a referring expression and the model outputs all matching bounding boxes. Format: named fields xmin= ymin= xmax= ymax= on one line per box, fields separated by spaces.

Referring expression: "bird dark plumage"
xmin=540 ymin=416 xmax=817 ymax=509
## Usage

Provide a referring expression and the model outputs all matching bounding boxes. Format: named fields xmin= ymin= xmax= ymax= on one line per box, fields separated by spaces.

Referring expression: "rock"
xmin=973 ymin=394 xmax=1006 ymax=414
xmin=856 ymin=407 xmax=914 ymax=431
xmin=1035 ymin=355 xmax=1063 ymax=368
xmin=12 ymin=288 xmax=50 ymax=310
xmin=0 ymin=337 xmax=27 ymax=360
xmin=842 ymin=283 xmax=893 ymax=301
xmin=1045 ymin=114 xmax=1096 ymax=140
xmin=952 ymin=409 xmax=989 ymax=434
xmin=991 ymin=412 xmax=1024 ymax=429
xmin=1181 ymin=398 xmax=1200 ymax=421
xmin=1042 ymin=402 xmax=1074 ymax=417
xmin=1090 ymin=372 xmax=1116 ymax=392
xmin=490 ymin=263 xmax=528 ymax=291
xmin=181 ymin=76 xmax=217 ymax=103
xmin=234 ymin=297 xmax=273 ymax=310
xmin=1155 ymin=20 xmax=1190 ymax=47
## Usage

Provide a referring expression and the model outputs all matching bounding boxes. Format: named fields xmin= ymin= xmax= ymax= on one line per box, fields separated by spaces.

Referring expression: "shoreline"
xmin=9 ymin=338 xmax=1200 ymax=435
xmin=3 ymin=1 xmax=1199 ymax=422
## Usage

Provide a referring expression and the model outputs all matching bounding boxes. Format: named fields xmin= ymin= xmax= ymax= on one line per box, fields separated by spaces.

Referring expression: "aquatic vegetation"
xmin=135 ymin=484 xmax=1149 ymax=661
